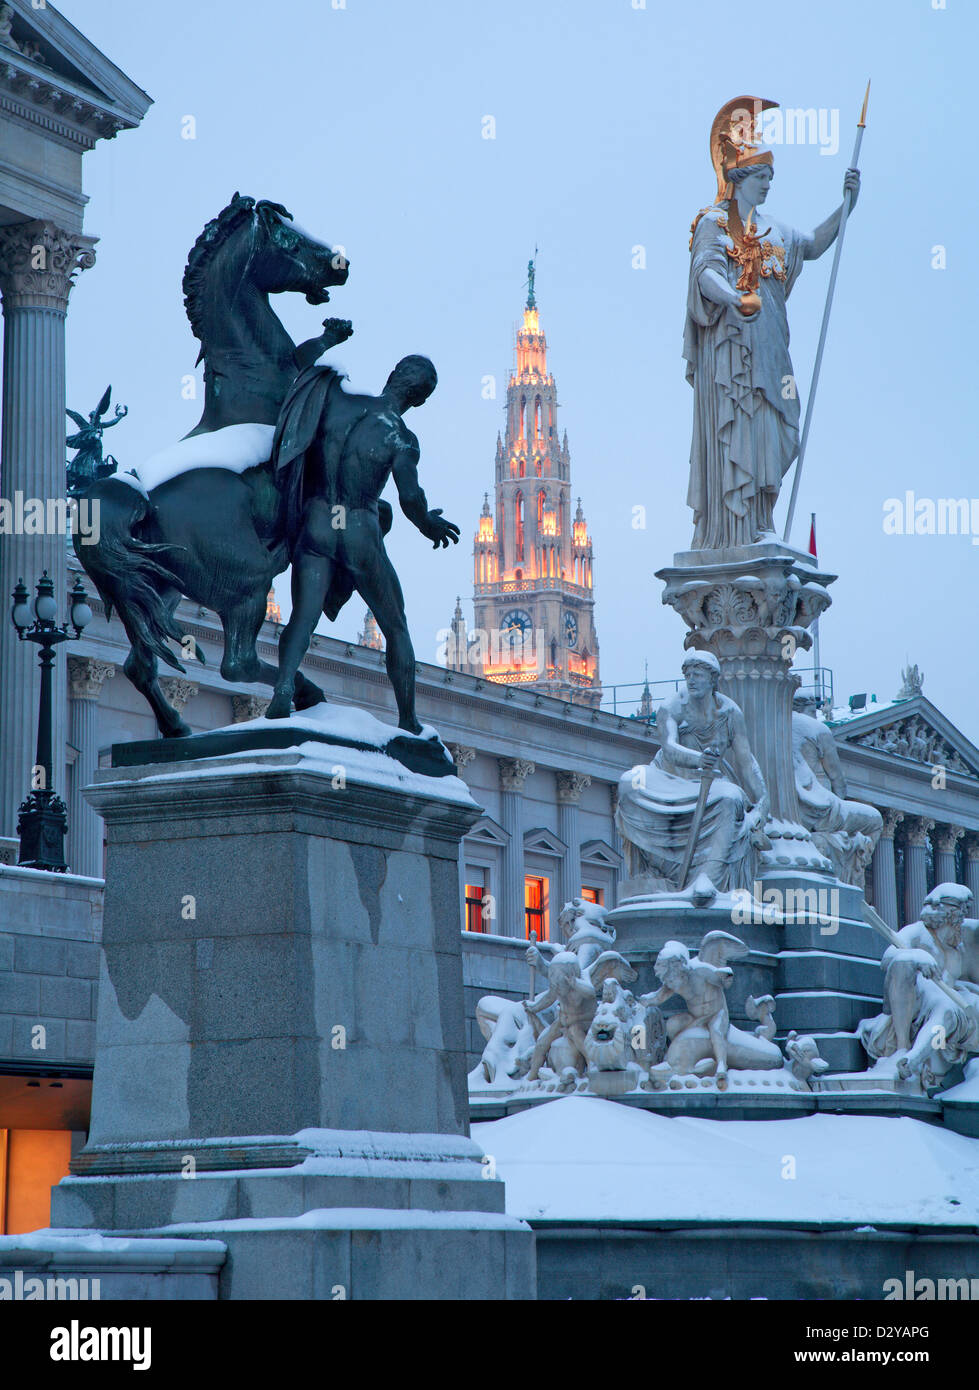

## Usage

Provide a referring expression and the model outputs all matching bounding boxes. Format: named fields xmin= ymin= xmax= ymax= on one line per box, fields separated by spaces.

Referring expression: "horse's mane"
xmin=182 ymin=192 xmax=293 ymax=359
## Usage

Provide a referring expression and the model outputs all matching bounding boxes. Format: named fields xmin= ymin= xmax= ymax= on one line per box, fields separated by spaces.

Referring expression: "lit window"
xmin=465 ymin=867 xmax=488 ymax=934
xmin=525 ymin=875 xmax=549 ymax=941
xmin=582 ymin=886 xmax=604 ymax=906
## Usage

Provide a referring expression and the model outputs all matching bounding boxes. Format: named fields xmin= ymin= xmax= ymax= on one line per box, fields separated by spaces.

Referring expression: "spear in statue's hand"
xmin=783 ymin=81 xmax=870 ymax=545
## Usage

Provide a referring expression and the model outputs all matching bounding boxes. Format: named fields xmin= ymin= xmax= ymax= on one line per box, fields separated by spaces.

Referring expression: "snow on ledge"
xmin=472 ymin=1096 xmax=979 ymax=1225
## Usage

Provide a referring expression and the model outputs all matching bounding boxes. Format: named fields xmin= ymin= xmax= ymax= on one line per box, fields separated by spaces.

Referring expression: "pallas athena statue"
xmin=685 ymin=96 xmax=860 ymax=549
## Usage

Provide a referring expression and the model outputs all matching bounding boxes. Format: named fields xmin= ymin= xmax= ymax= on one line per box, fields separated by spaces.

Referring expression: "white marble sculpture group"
xmin=470 ymin=899 xmax=830 ymax=1098
xmin=470 ymin=883 xmax=979 ymax=1102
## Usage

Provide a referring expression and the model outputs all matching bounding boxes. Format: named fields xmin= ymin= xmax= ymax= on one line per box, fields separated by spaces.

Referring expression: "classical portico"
xmin=0 ymin=1 xmax=150 ymax=844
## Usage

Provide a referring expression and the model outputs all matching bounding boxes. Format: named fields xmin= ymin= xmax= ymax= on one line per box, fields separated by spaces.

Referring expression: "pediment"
xmin=833 ymin=695 xmax=979 ymax=779
xmin=580 ymin=838 xmax=623 ymax=869
xmin=0 ymin=1 xmax=151 ymax=145
xmin=523 ymin=826 xmax=567 ymax=857
xmin=463 ymin=815 xmax=509 ymax=848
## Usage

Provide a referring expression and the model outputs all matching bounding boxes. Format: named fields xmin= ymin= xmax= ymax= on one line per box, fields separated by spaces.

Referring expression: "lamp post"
xmin=10 ymin=571 xmax=92 ymax=871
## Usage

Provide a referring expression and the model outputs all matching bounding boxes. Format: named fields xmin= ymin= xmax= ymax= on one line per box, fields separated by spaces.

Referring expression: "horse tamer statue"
xmin=74 ymin=193 xmax=459 ymax=737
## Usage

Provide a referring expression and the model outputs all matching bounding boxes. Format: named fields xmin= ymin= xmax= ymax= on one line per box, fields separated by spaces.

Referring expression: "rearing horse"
xmin=75 ymin=194 xmax=351 ymax=735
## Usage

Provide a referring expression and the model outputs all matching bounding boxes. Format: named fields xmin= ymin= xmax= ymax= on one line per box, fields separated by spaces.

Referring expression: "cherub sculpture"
xmin=470 ymin=900 xmax=636 ymax=1088
xmin=524 ymin=943 xmax=637 ymax=1081
xmin=859 ymin=883 xmax=979 ymax=1088
xmin=642 ymin=931 xmax=783 ymax=1087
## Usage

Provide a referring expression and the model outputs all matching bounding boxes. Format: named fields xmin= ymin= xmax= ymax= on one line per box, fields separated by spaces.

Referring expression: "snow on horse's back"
xmin=132 ymin=422 xmax=276 ymax=495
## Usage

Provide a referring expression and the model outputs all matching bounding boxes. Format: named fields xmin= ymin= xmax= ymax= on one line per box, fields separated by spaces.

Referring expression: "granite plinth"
xmin=58 ymin=745 xmax=536 ymax=1299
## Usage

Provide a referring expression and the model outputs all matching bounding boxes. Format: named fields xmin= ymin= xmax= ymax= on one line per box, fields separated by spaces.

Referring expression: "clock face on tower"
xmin=501 ymin=609 xmax=533 ymax=641
xmin=564 ymin=610 xmax=579 ymax=648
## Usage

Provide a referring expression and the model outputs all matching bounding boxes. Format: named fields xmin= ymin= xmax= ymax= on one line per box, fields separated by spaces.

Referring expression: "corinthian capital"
xmin=499 ymin=757 xmax=535 ymax=792
xmin=556 ymin=770 xmax=591 ymax=804
xmin=934 ymin=824 xmax=965 ymax=854
xmin=159 ymin=677 xmax=198 ymax=714
xmin=0 ymin=220 xmax=98 ymax=311
xmin=903 ymin=816 xmax=935 ymax=849
xmin=67 ymin=657 xmax=115 ymax=701
xmin=880 ymin=808 xmax=904 ymax=840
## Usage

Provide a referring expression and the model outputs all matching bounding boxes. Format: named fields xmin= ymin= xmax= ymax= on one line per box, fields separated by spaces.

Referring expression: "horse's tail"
xmin=73 ymin=479 xmax=204 ymax=672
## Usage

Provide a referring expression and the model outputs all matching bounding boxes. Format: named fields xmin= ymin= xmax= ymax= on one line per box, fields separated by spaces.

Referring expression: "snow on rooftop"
xmin=472 ymin=1096 xmax=979 ymax=1225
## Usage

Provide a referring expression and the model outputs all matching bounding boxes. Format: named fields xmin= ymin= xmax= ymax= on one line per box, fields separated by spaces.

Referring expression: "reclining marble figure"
xmin=615 ymin=651 xmax=769 ymax=894
xmin=859 ymin=883 xmax=979 ymax=1087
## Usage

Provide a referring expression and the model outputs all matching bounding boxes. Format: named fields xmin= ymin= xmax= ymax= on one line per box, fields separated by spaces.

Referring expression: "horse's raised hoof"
xmin=265 ymin=693 xmax=293 ymax=721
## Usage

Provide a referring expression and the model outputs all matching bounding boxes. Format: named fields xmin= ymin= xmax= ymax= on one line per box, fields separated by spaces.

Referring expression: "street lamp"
xmin=10 ymin=572 xmax=92 ymax=871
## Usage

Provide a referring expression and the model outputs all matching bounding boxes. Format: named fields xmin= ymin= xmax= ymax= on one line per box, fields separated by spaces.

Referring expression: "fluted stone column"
xmin=0 ymin=220 xmax=97 ymax=838
xmin=871 ymin=809 xmax=903 ymax=930
xmin=67 ymin=656 xmax=114 ymax=878
xmin=964 ymin=837 xmax=979 ymax=912
xmin=933 ymin=824 xmax=964 ymax=886
xmin=556 ymin=770 xmax=590 ymax=910
xmin=499 ymin=758 xmax=534 ymax=938
xmin=902 ymin=817 xmax=934 ymax=924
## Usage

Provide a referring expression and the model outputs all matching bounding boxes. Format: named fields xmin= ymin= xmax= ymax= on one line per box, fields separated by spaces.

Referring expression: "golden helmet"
xmin=709 ymin=96 xmax=779 ymax=202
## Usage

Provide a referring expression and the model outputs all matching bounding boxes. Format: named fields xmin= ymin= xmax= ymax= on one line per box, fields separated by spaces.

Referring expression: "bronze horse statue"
xmin=75 ymin=193 xmax=351 ymax=736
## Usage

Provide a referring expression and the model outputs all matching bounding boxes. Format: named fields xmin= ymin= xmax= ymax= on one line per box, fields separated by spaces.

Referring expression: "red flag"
xmin=808 ymin=514 xmax=817 ymax=559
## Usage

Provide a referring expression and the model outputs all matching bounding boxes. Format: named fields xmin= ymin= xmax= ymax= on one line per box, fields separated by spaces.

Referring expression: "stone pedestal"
xmin=40 ymin=741 xmax=535 ymax=1300
xmin=657 ymin=541 xmax=834 ymax=845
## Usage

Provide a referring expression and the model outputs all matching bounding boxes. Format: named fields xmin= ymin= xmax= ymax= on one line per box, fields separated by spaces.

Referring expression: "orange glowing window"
xmin=525 ymin=876 xmax=549 ymax=941
xmin=0 ymin=1129 xmax=72 ymax=1234
xmin=582 ymin=886 xmax=604 ymax=906
xmin=465 ymin=870 xmax=489 ymax=934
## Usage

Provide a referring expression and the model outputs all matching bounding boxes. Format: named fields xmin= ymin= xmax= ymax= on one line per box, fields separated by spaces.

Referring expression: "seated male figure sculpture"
xmin=616 ymin=651 xmax=768 ymax=894
xmin=792 ymin=693 xmax=882 ymax=883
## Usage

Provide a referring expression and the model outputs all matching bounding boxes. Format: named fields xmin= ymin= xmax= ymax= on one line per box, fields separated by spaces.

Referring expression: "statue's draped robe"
xmin=684 ymin=206 xmax=806 ymax=549
xmin=615 ymin=695 xmax=755 ymax=892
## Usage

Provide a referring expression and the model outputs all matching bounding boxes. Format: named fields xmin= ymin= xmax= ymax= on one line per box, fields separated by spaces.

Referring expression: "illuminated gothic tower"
xmin=451 ymin=269 xmax=600 ymax=704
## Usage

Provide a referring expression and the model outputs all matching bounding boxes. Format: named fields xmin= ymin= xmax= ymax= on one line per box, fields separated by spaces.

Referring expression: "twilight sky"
xmin=57 ymin=0 xmax=979 ymax=740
